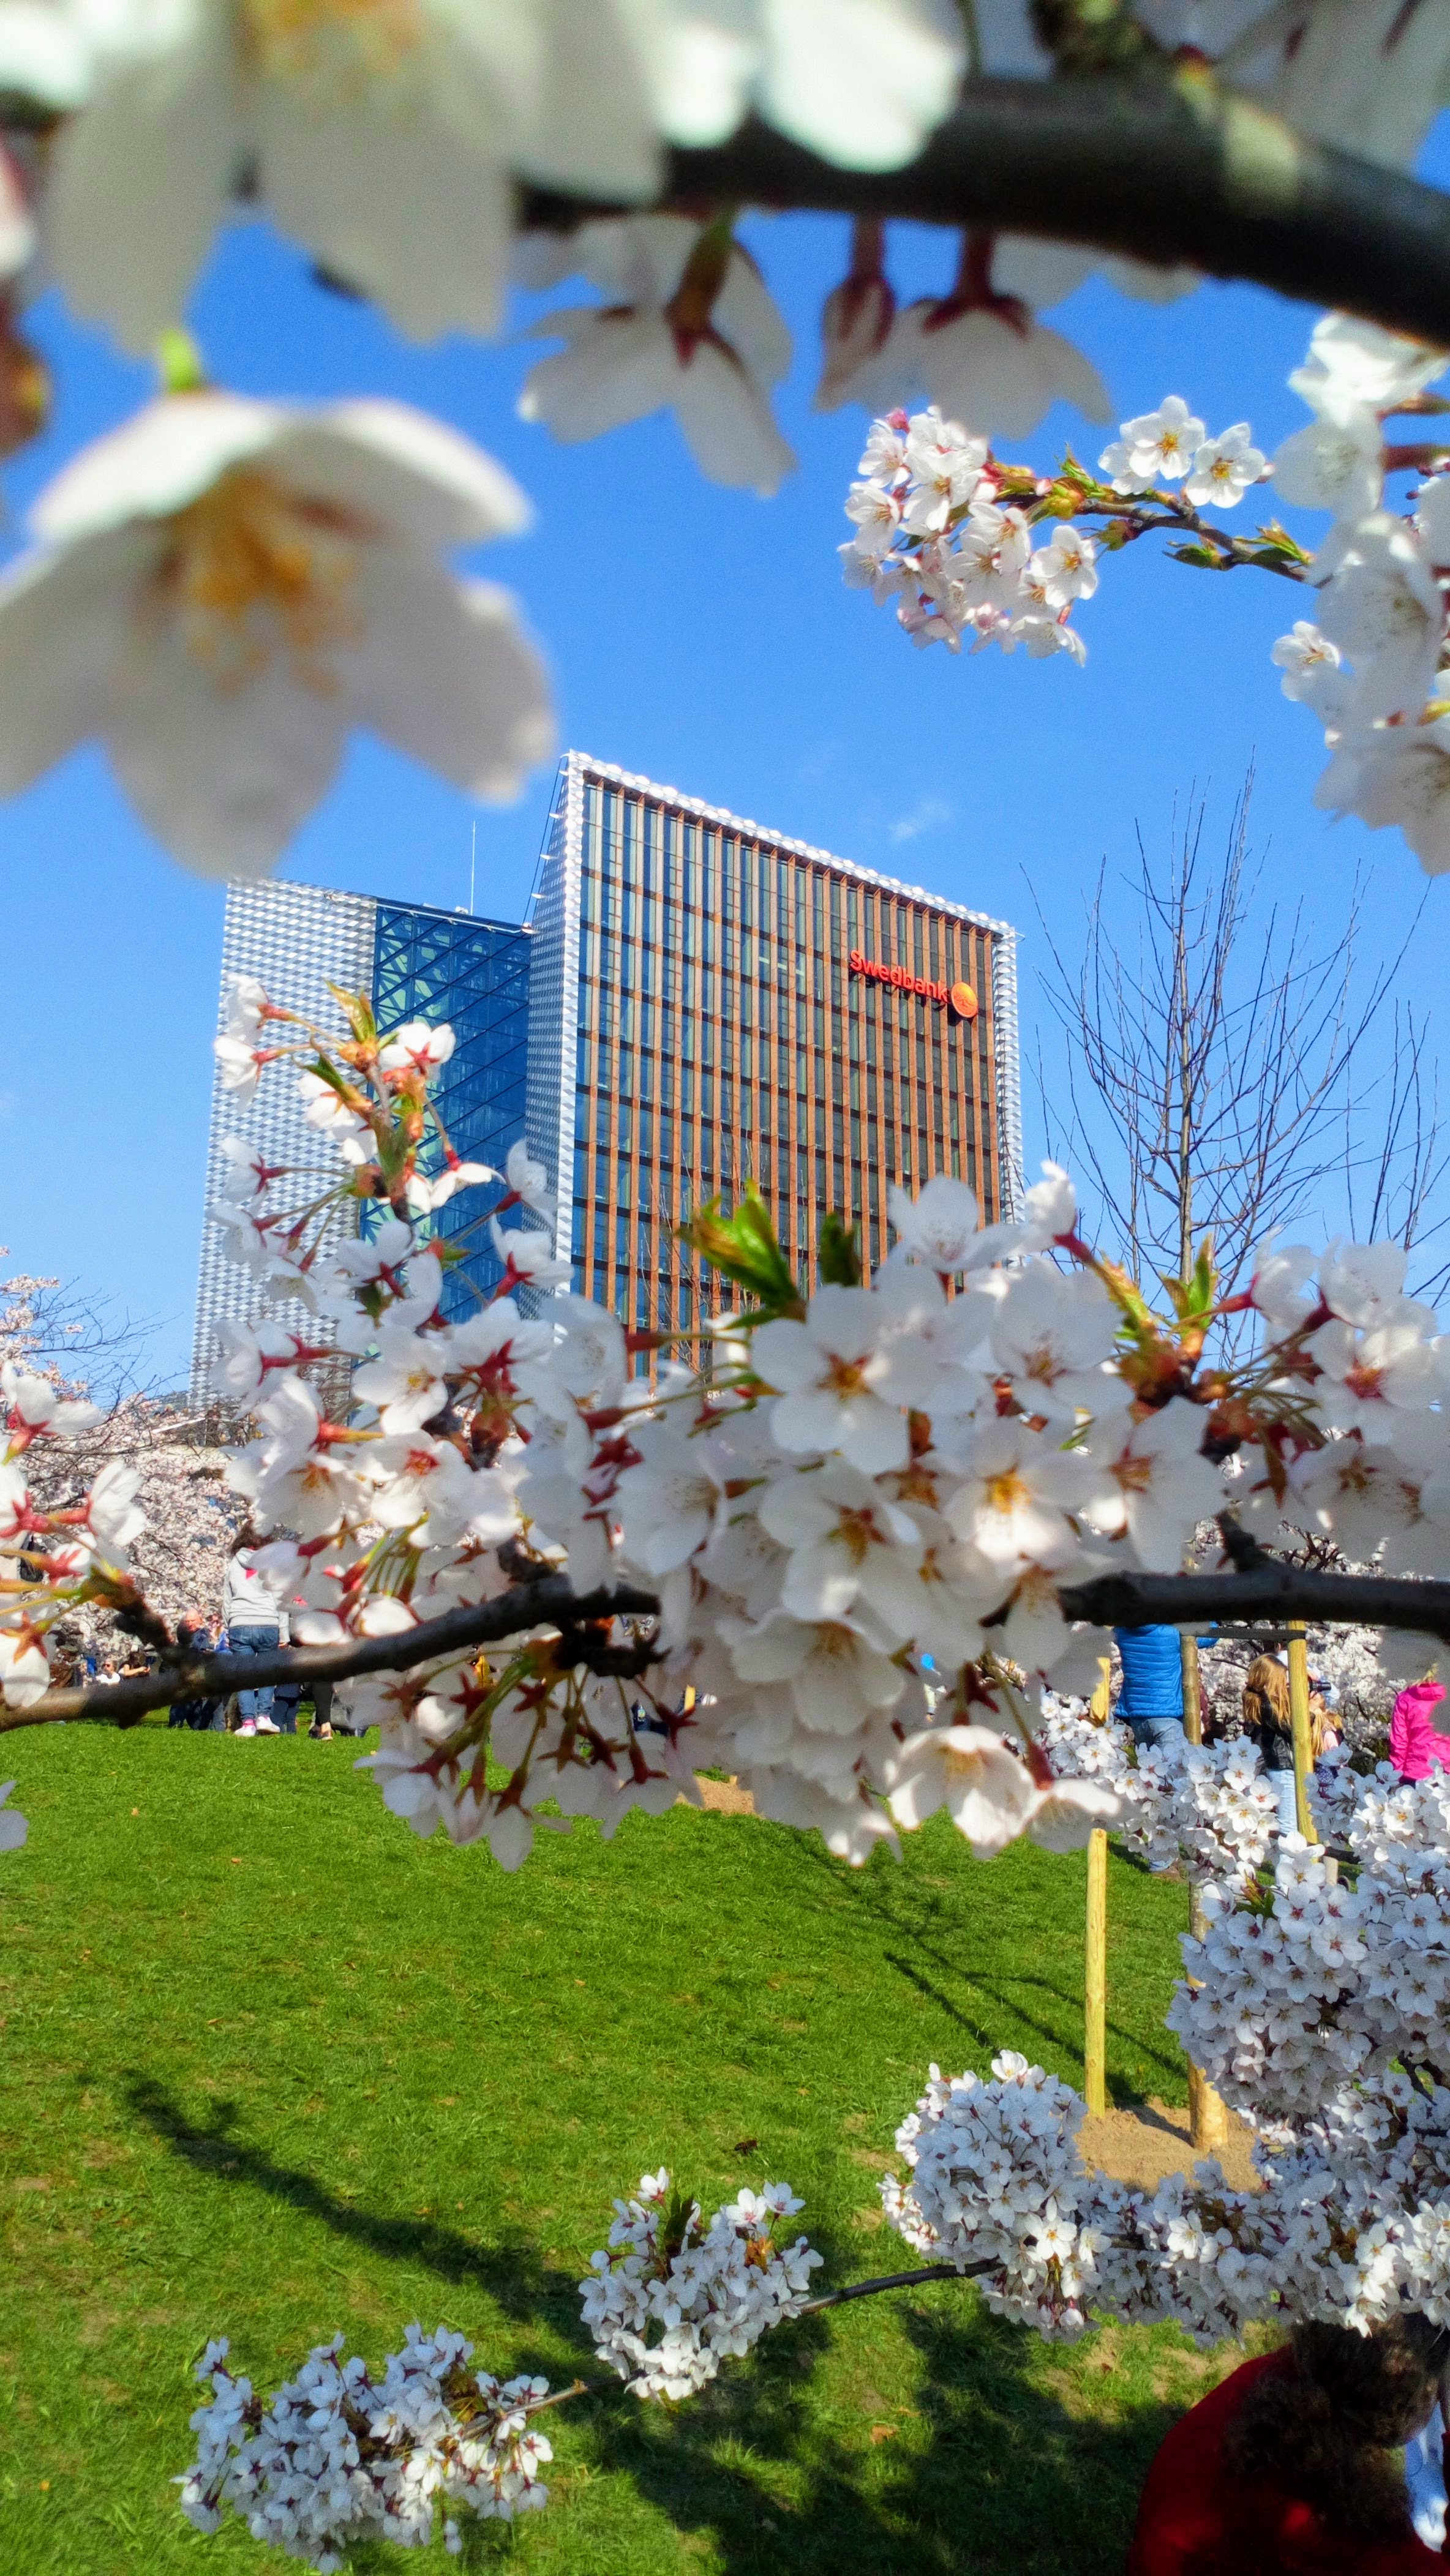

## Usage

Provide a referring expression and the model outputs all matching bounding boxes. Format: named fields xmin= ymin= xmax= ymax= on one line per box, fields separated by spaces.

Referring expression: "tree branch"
xmin=523 ymin=78 xmax=1450 ymax=347
xmin=1 ymin=1578 xmax=663 ymax=1735
xmin=799 ymin=2258 xmax=992 ymax=2314
xmin=1058 ymin=1563 xmax=1450 ymax=1644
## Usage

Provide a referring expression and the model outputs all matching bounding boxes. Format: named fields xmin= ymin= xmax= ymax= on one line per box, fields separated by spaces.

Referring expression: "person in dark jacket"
xmin=1129 ymin=2313 xmax=1450 ymax=2574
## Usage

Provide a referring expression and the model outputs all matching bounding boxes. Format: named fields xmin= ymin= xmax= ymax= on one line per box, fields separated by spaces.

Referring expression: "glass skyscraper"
xmin=190 ymin=752 xmax=1020 ymax=1396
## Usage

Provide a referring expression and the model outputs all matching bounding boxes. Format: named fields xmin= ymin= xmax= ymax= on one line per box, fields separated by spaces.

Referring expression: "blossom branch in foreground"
xmin=522 ymin=78 xmax=1450 ymax=350
xmin=0 ymin=1577 xmax=663 ymax=1734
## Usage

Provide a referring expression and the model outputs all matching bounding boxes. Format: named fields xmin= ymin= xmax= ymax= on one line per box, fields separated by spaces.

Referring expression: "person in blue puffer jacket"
xmin=1114 ymin=1624 xmax=1193 ymax=1754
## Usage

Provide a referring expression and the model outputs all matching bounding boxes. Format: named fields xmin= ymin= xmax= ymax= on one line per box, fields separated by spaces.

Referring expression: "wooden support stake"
xmin=1287 ymin=1621 xmax=1318 ymax=1844
xmin=1085 ymin=1825 xmax=1108 ymax=2117
xmin=1187 ymin=1879 xmax=1229 ymax=2152
xmin=1181 ymin=1631 xmax=1202 ymax=1747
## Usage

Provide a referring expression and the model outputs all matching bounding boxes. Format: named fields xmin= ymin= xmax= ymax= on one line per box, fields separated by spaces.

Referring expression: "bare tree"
xmin=1031 ymin=775 xmax=1448 ymax=1310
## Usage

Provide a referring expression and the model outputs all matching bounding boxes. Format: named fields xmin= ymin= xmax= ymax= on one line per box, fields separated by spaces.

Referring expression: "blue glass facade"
xmin=372 ymin=902 xmax=532 ymax=1320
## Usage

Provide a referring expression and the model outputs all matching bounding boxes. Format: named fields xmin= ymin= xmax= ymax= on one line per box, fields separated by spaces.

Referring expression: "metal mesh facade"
xmin=191 ymin=758 xmax=1020 ymax=1396
xmin=189 ymin=881 xmax=377 ymax=1403
xmin=372 ymin=902 xmax=533 ymax=1318
xmin=535 ymin=753 xmax=1019 ymax=1333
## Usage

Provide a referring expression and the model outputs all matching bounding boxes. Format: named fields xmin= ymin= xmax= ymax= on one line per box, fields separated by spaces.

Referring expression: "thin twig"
xmin=800 ymin=2259 xmax=991 ymax=2313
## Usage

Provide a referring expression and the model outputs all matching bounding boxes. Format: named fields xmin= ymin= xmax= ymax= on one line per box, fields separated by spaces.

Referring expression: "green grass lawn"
xmin=0 ymin=1723 xmax=1239 ymax=2574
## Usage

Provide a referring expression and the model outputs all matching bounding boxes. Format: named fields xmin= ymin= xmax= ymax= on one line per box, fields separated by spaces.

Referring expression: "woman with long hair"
xmin=1128 ymin=2314 xmax=1450 ymax=2572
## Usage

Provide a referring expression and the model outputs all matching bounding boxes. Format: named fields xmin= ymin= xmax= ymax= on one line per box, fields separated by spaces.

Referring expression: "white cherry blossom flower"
xmin=900 ymin=408 xmax=987 ymax=533
xmin=655 ymin=0 xmax=966 ymax=171
xmin=1032 ymin=525 xmax=1098 ymax=607
xmin=1287 ymin=314 xmax=1448 ymax=416
xmin=1078 ymin=1398 xmax=1223 ymax=1571
xmin=0 ymin=390 xmax=551 ymax=876
xmin=942 ymin=1418 xmax=1086 ymax=1573
xmin=351 ymin=1324 xmax=449 ymax=1434
xmin=1102 ymin=395 xmax=1205 ymax=489
xmin=1272 ymin=404 xmax=1383 ymax=523
xmin=1316 ymin=516 xmax=1444 ymax=723
xmin=1305 ymin=1317 xmax=1440 ymax=1434
xmin=751 ymin=1284 xmax=931 ymax=1473
xmin=886 ymin=1724 xmax=1038 ymax=1854
xmin=519 ymin=216 xmax=794 ymax=496
xmin=990 ymin=1265 xmax=1117 ymax=1421
xmin=885 ymin=302 xmax=1111 ymax=443
xmin=49 ymin=0 xmax=664 ymax=354
xmin=615 ymin=1425 xmax=725 ymax=1574
xmin=886 ymin=1172 xmax=982 ymax=1271
xmin=757 ymin=1459 xmax=924 ymax=1634
xmin=1271 ymin=621 xmax=1349 ymax=723
xmin=1315 ymin=719 xmax=1450 ymax=875
xmin=1184 ymin=422 xmax=1266 ymax=509
xmin=0 ymin=1631 xmax=48 ymax=1708
xmin=727 ymin=1609 xmax=906 ymax=1734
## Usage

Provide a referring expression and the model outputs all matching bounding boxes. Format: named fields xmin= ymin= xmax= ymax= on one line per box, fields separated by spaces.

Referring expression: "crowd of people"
xmin=53 ymin=1530 xmax=345 ymax=1737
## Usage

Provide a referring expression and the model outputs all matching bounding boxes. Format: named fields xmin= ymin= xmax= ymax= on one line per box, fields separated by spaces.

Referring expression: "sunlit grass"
xmin=0 ymin=1723 xmax=1231 ymax=2574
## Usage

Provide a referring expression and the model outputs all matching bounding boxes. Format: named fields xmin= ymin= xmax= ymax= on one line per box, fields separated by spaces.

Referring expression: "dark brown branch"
xmin=800 ymin=2258 xmax=992 ymax=2313
xmin=522 ymin=79 xmax=1450 ymax=347
xmin=1058 ymin=1563 xmax=1450 ymax=1644
xmin=1 ymin=1578 xmax=663 ymax=1736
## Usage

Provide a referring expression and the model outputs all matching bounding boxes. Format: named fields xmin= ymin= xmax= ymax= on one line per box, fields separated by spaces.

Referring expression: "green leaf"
xmin=326 ymin=982 xmax=377 ymax=1045
xmin=679 ymin=1187 xmax=803 ymax=1319
xmin=817 ymin=1213 xmax=862 ymax=1287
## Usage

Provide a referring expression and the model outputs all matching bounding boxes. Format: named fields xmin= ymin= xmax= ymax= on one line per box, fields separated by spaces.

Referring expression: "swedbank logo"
xmin=847 ymin=950 xmax=978 ymax=1019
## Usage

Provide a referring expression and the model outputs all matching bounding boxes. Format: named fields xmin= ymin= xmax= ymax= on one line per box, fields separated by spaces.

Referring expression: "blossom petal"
xmin=272 ymin=402 xmax=533 ymax=549
xmin=48 ymin=12 xmax=241 ymax=354
xmin=350 ymin=566 xmax=553 ymax=801
xmin=0 ymin=525 xmax=159 ymax=793
xmin=104 ymin=631 xmax=350 ymax=878
xmin=254 ymin=86 xmax=512 ymax=342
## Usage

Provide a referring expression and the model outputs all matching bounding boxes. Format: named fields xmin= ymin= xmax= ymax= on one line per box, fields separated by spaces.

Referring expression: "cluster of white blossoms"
xmin=1036 ymin=1706 xmax=1281 ymax=1892
xmin=580 ymin=2168 xmax=823 ymax=2398
xmin=179 ymin=2329 xmax=554 ymax=2568
xmin=840 ymin=395 xmax=1268 ymax=662
xmin=0 ymin=0 xmax=1432 ymax=872
xmin=10 ymin=981 xmax=1450 ymax=1886
xmin=841 ymin=307 xmax=1450 ymax=879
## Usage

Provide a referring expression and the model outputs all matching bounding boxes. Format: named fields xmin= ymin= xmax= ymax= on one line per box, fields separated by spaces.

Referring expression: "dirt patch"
xmin=1080 ymin=2095 xmax=1260 ymax=2193
xmin=686 ymin=1775 xmax=757 ymax=1816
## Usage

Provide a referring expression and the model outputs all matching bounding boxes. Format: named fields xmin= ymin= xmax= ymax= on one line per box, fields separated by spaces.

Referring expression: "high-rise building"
xmin=190 ymin=752 xmax=1020 ymax=1398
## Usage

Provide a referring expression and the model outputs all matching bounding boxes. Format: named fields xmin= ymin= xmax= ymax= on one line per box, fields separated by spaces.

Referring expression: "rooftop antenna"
xmin=468 ymin=820 xmax=476 ymax=915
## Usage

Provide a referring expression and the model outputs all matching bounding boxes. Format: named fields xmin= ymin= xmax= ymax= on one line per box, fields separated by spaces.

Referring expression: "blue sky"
xmin=3 ymin=165 xmax=1446 ymax=1385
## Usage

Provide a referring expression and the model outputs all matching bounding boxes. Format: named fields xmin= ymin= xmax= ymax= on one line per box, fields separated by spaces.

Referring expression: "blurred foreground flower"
xmin=0 ymin=388 xmax=553 ymax=875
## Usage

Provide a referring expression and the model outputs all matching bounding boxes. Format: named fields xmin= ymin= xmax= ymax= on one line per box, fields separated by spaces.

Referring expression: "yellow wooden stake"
xmin=1179 ymin=1627 xmax=1230 ymax=2147
xmin=1180 ymin=1631 xmax=1202 ymax=1747
xmin=1287 ymin=1622 xmax=1318 ymax=1844
xmin=1085 ymin=1825 xmax=1108 ymax=2116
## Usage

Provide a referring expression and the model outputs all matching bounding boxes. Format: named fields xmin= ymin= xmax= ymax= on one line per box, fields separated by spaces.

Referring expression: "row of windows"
xmin=571 ymin=1144 xmax=972 ymax=1213
xmin=576 ymin=932 xmax=987 ymax=1032
xmin=580 ymin=790 xmax=979 ymax=986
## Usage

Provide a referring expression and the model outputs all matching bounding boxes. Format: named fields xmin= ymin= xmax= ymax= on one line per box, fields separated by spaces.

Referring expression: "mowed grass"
xmin=1 ymin=1723 xmax=1234 ymax=2575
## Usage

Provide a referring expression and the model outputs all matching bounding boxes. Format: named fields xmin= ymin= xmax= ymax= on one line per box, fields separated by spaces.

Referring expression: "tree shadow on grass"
xmin=126 ymin=2078 xmax=1179 ymax=2576
xmin=121 ymin=2076 xmax=582 ymax=2341
xmin=569 ymin=2277 xmax=1177 ymax=2576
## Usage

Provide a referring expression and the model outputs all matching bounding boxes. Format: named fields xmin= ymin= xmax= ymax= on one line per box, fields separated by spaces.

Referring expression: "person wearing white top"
xmin=223 ymin=1534 xmax=280 ymax=1735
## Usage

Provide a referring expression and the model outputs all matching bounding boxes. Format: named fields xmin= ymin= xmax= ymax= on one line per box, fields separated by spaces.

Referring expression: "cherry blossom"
xmin=0 ymin=390 xmax=551 ymax=876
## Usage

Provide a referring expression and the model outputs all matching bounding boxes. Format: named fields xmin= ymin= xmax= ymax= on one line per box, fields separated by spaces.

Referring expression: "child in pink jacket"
xmin=1391 ymin=1679 xmax=1449 ymax=1782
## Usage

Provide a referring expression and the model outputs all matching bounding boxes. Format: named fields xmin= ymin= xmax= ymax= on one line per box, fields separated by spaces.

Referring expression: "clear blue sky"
xmin=4 ymin=157 xmax=1446 ymax=1385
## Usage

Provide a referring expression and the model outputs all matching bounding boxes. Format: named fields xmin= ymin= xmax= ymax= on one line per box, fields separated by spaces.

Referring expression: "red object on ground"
xmin=1126 ymin=2349 xmax=1445 ymax=2574
xmin=1390 ymin=1680 xmax=1450 ymax=1782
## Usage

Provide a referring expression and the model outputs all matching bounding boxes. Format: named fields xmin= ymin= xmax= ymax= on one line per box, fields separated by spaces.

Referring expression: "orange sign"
xmin=849 ymin=950 xmax=977 ymax=1019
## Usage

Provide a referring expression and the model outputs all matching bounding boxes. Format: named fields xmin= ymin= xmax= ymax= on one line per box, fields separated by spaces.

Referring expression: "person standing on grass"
xmin=1391 ymin=1672 xmax=1449 ymax=1786
xmin=223 ymin=1527 xmax=280 ymax=1737
xmin=1127 ymin=2312 xmax=1450 ymax=2572
xmin=168 ymin=1611 xmax=220 ymax=1732
xmin=1113 ymin=1625 xmax=1189 ymax=1756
